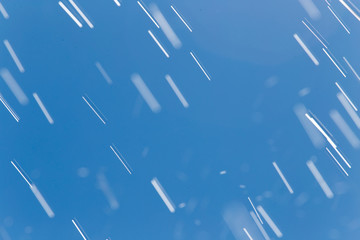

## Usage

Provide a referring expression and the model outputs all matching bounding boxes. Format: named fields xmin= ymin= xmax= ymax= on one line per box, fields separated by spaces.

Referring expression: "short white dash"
xmin=148 ymin=30 xmax=170 ymax=58
xmin=165 ymin=74 xmax=189 ymax=108
xmin=335 ymin=82 xmax=357 ymax=111
xmin=248 ymin=197 xmax=263 ymax=224
xmin=0 ymin=2 xmax=9 ymax=19
xmin=322 ymin=48 xmax=346 ymax=77
xmin=272 ymin=162 xmax=294 ymax=194
xmin=137 ymin=1 xmax=159 ymax=28
xmin=328 ymin=5 xmax=351 ymax=34
xmin=30 ymin=184 xmax=55 ymax=218
xmin=69 ymin=0 xmax=94 ymax=28
xmin=110 ymin=144 xmax=132 ymax=174
xmin=58 ymin=1 xmax=83 ymax=27
xmin=171 ymin=5 xmax=192 ymax=32
xmin=326 ymin=147 xmax=349 ymax=176
xmin=151 ymin=177 xmax=176 ymax=213
xmin=343 ymin=57 xmax=360 ymax=80
xmin=243 ymin=228 xmax=253 ymax=240
xmin=0 ymin=68 xmax=28 ymax=105
xmin=82 ymin=95 xmax=107 ymax=124
xmin=3 ymin=40 xmax=25 ymax=73
xmin=33 ymin=93 xmax=54 ymax=124
xmin=113 ymin=0 xmax=121 ymax=7
xmin=306 ymin=160 xmax=334 ymax=199
xmin=95 ymin=62 xmax=113 ymax=84
xmin=293 ymin=33 xmax=319 ymax=66
xmin=190 ymin=51 xmax=211 ymax=80
xmin=257 ymin=205 xmax=283 ymax=238
xmin=0 ymin=93 xmax=19 ymax=122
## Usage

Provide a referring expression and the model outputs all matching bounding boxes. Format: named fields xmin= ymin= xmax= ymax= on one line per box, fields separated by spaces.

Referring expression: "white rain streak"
xmin=148 ymin=30 xmax=170 ymax=58
xmin=322 ymin=48 xmax=346 ymax=77
xmin=0 ymin=2 xmax=9 ymax=19
xmin=72 ymin=219 xmax=88 ymax=240
xmin=30 ymin=184 xmax=55 ymax=218
xmin=343 ymin=57 xmax=360 ymax=80
xmin=306 ymin=160 xmax=334 ymax=199
xmin=82 ymin=95 xmax=107 ymax=124
xmin=151 ymin=177 xmax=176 ymax=213
xmin=337 ymin=92 xmax=360 ymax=129
xmin=109 ymin=144 xmax=133 ymax=175
xmin=248 ymin=197 xmax=263 ymax=224
xmin=137 ymin=1 xmax=159 ymax=28
xmin=171 ymin=5 xmax=193 ymax=32
xmin=69 ymin=0 xmax=94 ymax=28
xmin=97 ymin=172 xmax=119 ymax=210
xmin=348 ymin=0 xmax=360 ymax=14
xmin=302 ymin=19 xmax=328 ymax=48
xmin=0 ymin=93 xmax=20 ymax=122
xmin=150 ymin=4 xmax=182 ymax=49
xmin=305 ymin=113 xmax=351 ymax=168
xmin=293 ymin=34 xmax=319 ymax=66
xmin=3 ymin=40 xmax=25 ymax=73
xmin=328 ymin=5 xmax=350 ymax=34
xmin=0 ymin=68 xmax=28 ymax=105
xmin=256 ymin=206 xmax=283 ymax=238
xmin=243 ymin=228 xmax=253 ymax=240
xmin=95 ymin=62 xmax=113 ymax=84
xmin=113 ymin=0 xmax=121 ymax=7
xmin=272 ymin=162 xmax=294 ymax=194
xmin=335 ymin=82 xmax=357 ymax=111
xmin=250 ymin=211 xmax=271 ymax=240
xmin=33 ymin=93 xmax=54 ymax=124
xmin=330 ymin=110 xmax=360 ymax=148
xmin=165 ymin=74 xmax=189 ymax=108
xmin=131 ymin=73 xmax=161 ymax=113
xmin=294 ymin=104 xmax=325 ymax=148
xmin=58 ymin=1 xmax=83 ymax=28
xmin=326 ymin=147 xmax=349 ymax=176
xmin=298 ymin=0 xmax=321 ymax=19
xmin=339 ymin=0 xmax=360 ymax=21
xmin=11 ymin=160 xmax=32 ymax=187
xmin=190 ymin=51 xmax=211 ymax=80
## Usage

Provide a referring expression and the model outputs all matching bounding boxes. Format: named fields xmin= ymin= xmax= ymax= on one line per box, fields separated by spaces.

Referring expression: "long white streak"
xmin=165 ymin=74 xmax=189 ymax=108
xmin=69 ymin=0 xmax=94 ymax=28
xmin=272 ymin=162 xmax=294 ymax=194
xmin=95 ymin=62 xmax=112 ymax=84
xmin=293 ymin=34 xmax=319 ymax=66
xmin=248 ymin=197 xmax=263 ymax=224
xmin=0 ymin=94 xmax=19 ymax=122
xmin=305 ymin=113 xmax=351 ymax=168
xmin=243 ymin=228 xmax=253 ymax=240
xmin=302 ymin=20 xmax=327 ymax=48
xmin=250 ymin=211 xmax=271 ymax=240
xmin=151 ymin=177 xmax=176 ymax=213
xmin=113 ymin=0 xmax=121 ymax=6
xmin=171 ymin=5 xmax=192 ymax=32
xmin=148 ymin=30 xmax=169 ymax=58
xmin=131 ymin=73 xmax=161 ymax=113
xmin=335 ymin=82 xmax=357 ymax=111
xmin=306 ymin=160 xmax=334 ymax=199
xmin=328 ymin=5 xmax=351 ymax=34
xmin=30 ymin=184 xmax=55 ymax=218
xmin=109 ymin=145 xmax=132 ymax=174
xmin=82 ymin=95 xmax=107 ymax=124
xmin=190 ymin=51 xmax=211 ymax=80
xmin=337 ymin=92 xmax=360 ymax=129
xmin=256 ymin=206 xmax=283 ymax=238
xmin=322 ymin=48 xmax=346 ymax=77
xmin=326 ymin=147 xmax=349 ymax=176
xmin=339 ymin=0 xmax=360 ymax=21
xmin=3 ymin=40 xmax=25 ymax=73
xmin=72 ymin=219 xmax=88 ymax=240
xmin=58 ymin=1 xmax=83 ymax=27
xmin=137 ymin=1 xmax=159 ymax=28
xmin=0 ymin=2 xmax=9 ymax=19
xmin=348 ymin=0 xmax=360 ymax=14
xmin=0 ymin=68 xmax=28 ymax=105
xmin=33 ymin=93 xmax=54 ymax=124
xmin=11 ymin=160 xmax=31 ymax=187
xmin=330 ymin=110 xmax=360 ymax=148
xmin=343 ymin=57 xmax=360 ymax=80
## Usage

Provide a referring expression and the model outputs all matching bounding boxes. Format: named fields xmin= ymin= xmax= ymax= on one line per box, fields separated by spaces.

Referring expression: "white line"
xmin=165 ymin=74 xmax=189 ymax=108
xmin=131 ymin=73 xmax=161 ymax=113
xmin=3 ymin=40 xmax=25 ymax=73
xmin=69 ymin=0 xmax=94 ymax=28
xmin=248 ymin=197 xmax=263 ymax=224
xmin=302 ymin=20 xmax=327 ymax=48
xmin=148 ymin=30 xmax=169 ymax=58
xmin=330 ymin=110 xmax=360 ymax=149
xmin=339 ymin=0 xmax=360 ymax=21
xmin=0 ymin=68 xmax=28 ymax=105
xmin=171 ymin=5 xmax=192 ymax=32
xmin=82 ymin=95 xmax=107 ymax=124
xmin=322 ymin=48 xmax=346 ymax=77
xmin=0 ymin=2 xmax=9 ymax=19
xmin=250 ymin=211 xmax=270 ymax=240
xmin=337 ymin=92 xmax=360 ymax=129
xmin=257 ymin=206 xmax=283 ymax=238
xmin=151 ymin=177 xmax=176 ymax=213
xmin=113 ymin=0 xmax=121 ymax=6
xmin=110 ymin=145 xmax=132 ymax=174
xmin=72 ymin=219 xmax=87 ymax=240
xmin=95 ymin=62 xmax=112 ymax=84
xmin=343 ymin=57 xmax=360 ymax=80
xmin=11 ymin=160 xmax=31 ymax=187
xmin=137 ymin=1 xmax=159 ymax=28
xmin=243 ymin=228 xmax=253 ymax=240
xmin=306 ymin=160 xmax=334 ymax=199
xmin=58 ymin=1 xmax=83 ymax=27
xmin=335 ymin=82 xmax=357 ymax=111
xmin=0 ymin=93 xmax=19 ymax=122
xmin=30 ymin=184 xmax=55 ymax=218
xmin=33 ymin=93 xmax=54 ymax=124
xmin=326 ymin=147 xmax=349 ymax=176
xmin=293 ymin=34 xmax=319 ymax=66
xmin=190 ymin=51 xmax=211 ymax=80
xmin=328 ymin=5 xmax=351 ymax=34
xmin=272 ymin=162 xmax=294 ymax=194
